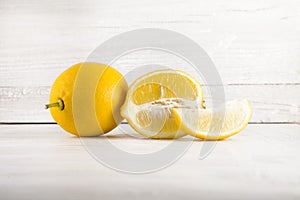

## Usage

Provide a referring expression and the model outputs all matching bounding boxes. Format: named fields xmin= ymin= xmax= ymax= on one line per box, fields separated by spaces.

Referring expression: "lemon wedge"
xmin=121 ymin=69 xmax=204 ymax=139
xmin=173 ymin=99 xmax=252 ymax=140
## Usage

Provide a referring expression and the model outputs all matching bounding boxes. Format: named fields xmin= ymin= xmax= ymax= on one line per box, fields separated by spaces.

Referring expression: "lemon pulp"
xmin=173 ymin=99 xmax=252 ymax=140
xmin=121 ymin=69 xmax=204 ymax=139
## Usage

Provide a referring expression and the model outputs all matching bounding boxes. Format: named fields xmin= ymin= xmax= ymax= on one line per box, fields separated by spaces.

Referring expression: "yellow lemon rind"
xmin=173 ymin=99 xmax=252 ymax=140
xmin=121 ymin=69 xmax=204 ymax=139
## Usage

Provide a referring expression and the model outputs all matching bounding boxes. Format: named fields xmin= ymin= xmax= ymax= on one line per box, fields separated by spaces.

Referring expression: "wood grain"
xmin=1 ymin=1 xmax=299 ymax=199
xmin=0 ymin=85 xmax=299 ymax=123
xmin=0 ymin=124 xmax=299 ymax=200
xmin=0 ymin=0 xmax=299 ymax=123
xmin=0 ymin=0 xmax=300 ymax=86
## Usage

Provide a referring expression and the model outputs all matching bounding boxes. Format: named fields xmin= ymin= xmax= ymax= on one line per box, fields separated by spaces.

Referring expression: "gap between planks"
xmin=0 ymin=122 xmax=299 ymax=125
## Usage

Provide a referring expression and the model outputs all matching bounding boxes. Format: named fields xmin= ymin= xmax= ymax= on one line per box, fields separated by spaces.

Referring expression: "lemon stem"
xmin=45 ymin=98 xmax=65 ymax=110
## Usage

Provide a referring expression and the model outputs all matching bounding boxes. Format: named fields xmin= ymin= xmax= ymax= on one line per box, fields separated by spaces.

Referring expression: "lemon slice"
xmin=173 ymin=99 xmax=252 ymax=140
xmin=121 ymin=69 xmax=204 ymax=139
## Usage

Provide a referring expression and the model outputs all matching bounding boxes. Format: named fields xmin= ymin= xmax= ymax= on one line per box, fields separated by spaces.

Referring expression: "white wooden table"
xmin=0 ymin=0 xmax=299 ymax=199
xmin=1 ymin=124 xmax=300 ymax=200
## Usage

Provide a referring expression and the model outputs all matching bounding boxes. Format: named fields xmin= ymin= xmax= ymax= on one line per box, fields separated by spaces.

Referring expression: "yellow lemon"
xmin=121 ymin=69 xmax=204 ymax=139
xmin=45 ymin=62 xmax=128 ymax=136
xmin=173 ymin=99 xmax=252 ymax=140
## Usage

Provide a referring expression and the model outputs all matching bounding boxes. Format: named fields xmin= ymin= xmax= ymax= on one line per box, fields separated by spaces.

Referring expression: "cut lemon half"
xmin=121 ymin=69 xmax=204 ymax=139
xmin=173 ymin=99 xmax=252 ymax=140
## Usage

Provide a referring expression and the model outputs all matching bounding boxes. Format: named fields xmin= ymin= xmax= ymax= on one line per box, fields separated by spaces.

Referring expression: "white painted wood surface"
xmin=1 ymin=85 xmax=299 ymax=123
xmin=0 ymin=0 xmax=299 ymax=123
xmin=1 ymin=1 xmax=299 ymax=199
xmin=1 ymin=0 xmax=300 ymax=86
xmin=0 ymin=124 xmax=299 ymax=200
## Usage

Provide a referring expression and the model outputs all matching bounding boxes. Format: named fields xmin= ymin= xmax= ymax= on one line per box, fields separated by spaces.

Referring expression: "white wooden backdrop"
xmin=0 ymin=0 xmax=299 ymax=123
xmin=1 ymin=1 xmax=300 ymax=200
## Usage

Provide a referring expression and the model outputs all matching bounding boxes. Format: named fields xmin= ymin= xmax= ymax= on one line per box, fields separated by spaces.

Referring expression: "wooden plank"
xmin=0 ymin=85 xmax=299 ymax=123
xmin=0 ymin=124 xmax=299 ymax=200
xmin=0 ymin=0 xmax=300 ymax=86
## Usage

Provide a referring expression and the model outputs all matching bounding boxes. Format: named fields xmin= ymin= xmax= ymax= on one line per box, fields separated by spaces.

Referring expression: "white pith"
xmin=121 ymin=69 xmax=204 ymax=138
xmin=174 ymin=99 xmax=252 ymax=138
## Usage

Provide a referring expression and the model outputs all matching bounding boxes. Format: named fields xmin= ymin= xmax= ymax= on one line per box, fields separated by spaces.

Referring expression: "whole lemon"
xmin=45 ymin=62 xmax=128 ymax=136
